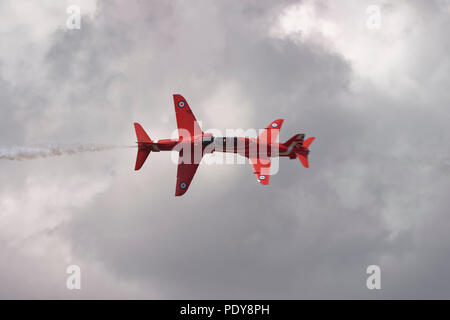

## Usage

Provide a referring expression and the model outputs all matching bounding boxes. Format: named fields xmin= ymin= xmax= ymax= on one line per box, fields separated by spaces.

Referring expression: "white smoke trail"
xmin=0 ymin=144 xmax=135 ymax=161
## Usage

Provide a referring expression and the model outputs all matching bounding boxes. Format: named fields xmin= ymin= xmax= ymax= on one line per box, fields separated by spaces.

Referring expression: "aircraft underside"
xmin=134 ymin=94 xmax=315 ymax=196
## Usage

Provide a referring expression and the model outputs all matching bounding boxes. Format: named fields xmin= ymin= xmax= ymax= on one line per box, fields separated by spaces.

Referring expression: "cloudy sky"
xmin=0 ymin=0 xmax=449 ymax=299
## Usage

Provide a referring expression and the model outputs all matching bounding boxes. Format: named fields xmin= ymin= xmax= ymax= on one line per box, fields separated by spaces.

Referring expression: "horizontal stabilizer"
xmin=296 ymin=137 xmax=314 ymax=168
xmin=303 ymin=137 xmax=315 ymax=149
xmin=135 ymin=149 xmax=150 ymax=171
xmin=134 ymin=122 xmax=152 ymax=143
xmin=297 ymin=153 xmax=309 ymax=168
xmin=133 ymin=123 xmax=152 ymax=170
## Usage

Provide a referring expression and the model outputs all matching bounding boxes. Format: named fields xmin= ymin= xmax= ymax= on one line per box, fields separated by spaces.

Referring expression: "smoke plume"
xmin=0 ymin=144 xmax=133 ymax=161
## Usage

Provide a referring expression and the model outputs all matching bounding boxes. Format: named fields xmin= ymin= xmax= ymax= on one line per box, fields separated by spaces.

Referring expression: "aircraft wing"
xmin=258 ymin=119 xmax=284 ymax=144
xmin=249 ymin=157 xmax=271 ymax=185
xmin=175 ymin=160 xmax=201 ymax=196
xmin=173 ymin=94 xmax=203 ymax=138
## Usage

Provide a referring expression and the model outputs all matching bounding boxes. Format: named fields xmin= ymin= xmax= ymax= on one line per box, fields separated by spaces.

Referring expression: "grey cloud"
xmin=0 ymin=0 xmax=450 ymax=299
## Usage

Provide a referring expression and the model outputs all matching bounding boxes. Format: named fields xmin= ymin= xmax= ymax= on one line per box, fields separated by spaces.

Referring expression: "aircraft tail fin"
xmin=134 ymin=122 xmax=152 ymax=143
xmin=303 ymin=137 xmax=315 ymax=149
xmin=135 ymin=149 xmax=151 ymax=170
xmin=134 ymin=122 xmax=152 ymax=171
xmin=283 ymin=133 xmax=305 ymax=150
xmin=297 ymin=153 xmax=309 ymax=168
xmin=296 ymin=137 xmax=315 ymax=168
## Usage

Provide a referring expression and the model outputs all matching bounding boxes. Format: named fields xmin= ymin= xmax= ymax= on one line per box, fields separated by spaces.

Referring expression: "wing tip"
xmin=175 ymin=189 xmax=187 ymax=196
xmin=175 ymin=179 xmax=191 ymax=197
xmin=173 ymin=93 xmax=185 ymax=101
xmin=268 ymin=119 xmax=284 ymax=129
xmin=256 ymin=174 xmax=270 ymax=185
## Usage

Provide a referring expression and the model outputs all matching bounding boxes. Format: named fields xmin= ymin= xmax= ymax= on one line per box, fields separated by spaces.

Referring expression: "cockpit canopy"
xmin=201 ymin=135 xmax=241 ymax=149
xmin=202 ymin=135 xmax=214 ymax=146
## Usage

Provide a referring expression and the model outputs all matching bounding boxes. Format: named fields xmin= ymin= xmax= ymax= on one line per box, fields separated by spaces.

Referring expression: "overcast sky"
xmin=0 ymin=0 xmax=450 ymax=299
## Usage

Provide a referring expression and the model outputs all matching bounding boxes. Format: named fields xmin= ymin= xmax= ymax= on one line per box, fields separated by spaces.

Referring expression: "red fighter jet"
xmin=133 ymin=94 xmax=315 ymax=196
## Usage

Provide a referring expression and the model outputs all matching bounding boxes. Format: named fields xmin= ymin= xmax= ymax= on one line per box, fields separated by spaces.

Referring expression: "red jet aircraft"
xmin=134 ymin=94 xmax=315 ymax=196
